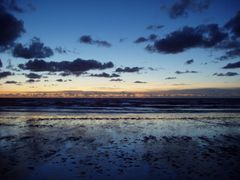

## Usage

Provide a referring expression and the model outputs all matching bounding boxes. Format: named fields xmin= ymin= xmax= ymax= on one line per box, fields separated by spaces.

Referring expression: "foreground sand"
xmin=0 ymin=112 xmax=240 ymax=180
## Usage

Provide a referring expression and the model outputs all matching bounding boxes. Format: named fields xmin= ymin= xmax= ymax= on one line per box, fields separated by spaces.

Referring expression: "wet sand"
xmin=0 ymin=112 xmax=240 ymax=180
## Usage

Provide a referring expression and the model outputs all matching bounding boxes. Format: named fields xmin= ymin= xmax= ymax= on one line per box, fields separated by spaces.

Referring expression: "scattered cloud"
xmin=134 ymin=81 xmax=147 ymax=84
xmin=172 ymin=83 xmax=190 ymax=86
xmin=165 ymin=77 xmax=177 ymax=80
xmin=25 ymin=73 xmax=42 ymax=79
xmin=19 ymin=58 xmax=114 ymax=75
xmin=110 ymin=78 xmax=123 ymax=82
xmin=0 ymin=71 xmax=12 ymax=79
xmin=213 ymin=72 xmax=239 ymax=77
xmin=168 ymin=0 xmax=211 ymax=19
xmin=56 ymin=79 xmax=63 ymax=82
xmin=146 ymin=24 xmax=227 ymax=54
xmin=26 ymin=79 xmax=37 ymax=83
xmin=185 ymin=59 xmax=194 ymax=65
xmin=134 ymin=34 xmax=158 ymax=44
xmin=79 ymin=35 xmax=111 ymax=47
xmin=115 ymin=67 xmax=143 ymax=73
xmin=0 ymin=59 xmax=2 ymax=67
xmin=90 ymin=72 xmax=120 ymax=78
xmin=175 ymin=70 xmax=198 ymax=74
xmin=134 ymin=37 xmax=148 ymax=43
xmin=217 ymin=48 xmax=240 ymax=61
xmin=146 ymin=25 xmax=164 ymax=30
xmin=222 ymin=61 xmax=240 ymax=69
xmin=5 ymin=80 xmax=18 ymax=84
xmin=13 ymin=37 xmax=54 ymax=59
xmin=55 ymin=46 xmax=68 ymax=54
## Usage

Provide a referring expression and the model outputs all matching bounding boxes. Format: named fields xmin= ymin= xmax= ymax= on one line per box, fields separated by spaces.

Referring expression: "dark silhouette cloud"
xmin=79 ymin=35 xmax=111 ymax=47
xmin=175 ymin=70 xmax=198 ymax=74
xmin=146 ymin=24 xmax=227 ymax=54
xmin=168 ymin=0 xmax=211 ymax=19
xmin=185 ymin=59 xmax=194 ymax=65
xmin=134 ymin=34 xmax=158 ymax=44
xmin=146 ymin=25 xmax=164 ymax=30
xmin=0 ymin=71 xmax=12 ymax=79
xmin=225 ymin=10 xmax=240 ymax=37
xmin=218 ymin=48 xmax=240 ymax=61
xmin=25 ymin=73 xmax=41 ymax=79
xmin=213 ymin=72 xmax=239 ymax=77
xmin=56 ymin=79 xmax=63 ymax=82
xmin=26 ymin=79 xmax=36 ymax=83
xmin=19 ymin=58 xmax=114 ymax=75
xmin=222 ymin=61 xmax=240 ymax=69
xmin=134 ymin=81 xmax=147 ymax=83
xmin=0 ymin=5 xmax=25 ymax=50
xmin=134 ymin=37 xmax=148 ymax=43
xmin=115 ymin=67 xmax=143 ymax=73
xmin=13 ymin=37 xmax=54 ymax=59
xmin=110 ymin=78 xmax=123 ymax=82
xmin=0 ymin=59 xmax=2 ymax=67
xmin=165 ymin=77 xmax=177 ymax=80
xmin=90 ymin=72 xmax=120 ymax=78
xmin=5 ymin=80 xmax=18 ymax=84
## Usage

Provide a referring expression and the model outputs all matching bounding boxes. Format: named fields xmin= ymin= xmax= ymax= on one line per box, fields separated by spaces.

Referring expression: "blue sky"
xmin=0 ymin=0 xmax=240 ymax=94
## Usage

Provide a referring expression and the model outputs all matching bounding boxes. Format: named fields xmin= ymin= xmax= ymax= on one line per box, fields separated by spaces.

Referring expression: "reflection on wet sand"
xmin=0 ymin=112 xmax=240 ymax=179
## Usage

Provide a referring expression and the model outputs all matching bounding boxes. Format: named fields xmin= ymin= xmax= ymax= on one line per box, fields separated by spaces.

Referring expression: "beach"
xmin=1 ymin=99 xmax=240 ymax=180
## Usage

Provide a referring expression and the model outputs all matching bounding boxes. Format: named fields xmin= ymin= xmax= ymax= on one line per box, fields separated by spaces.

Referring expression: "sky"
xmin=0 ymin=0 xmax=240 ymax=97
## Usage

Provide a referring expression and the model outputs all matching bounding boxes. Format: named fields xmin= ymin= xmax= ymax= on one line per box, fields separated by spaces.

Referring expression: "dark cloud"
xmin=134 ymin=37 xmax=148 ymax=44
xmin=90 ymin=72 xmax=120 ymax=78
xmin=5 ymin=80 xmax=17 ymax=84
xmin=25 ymin=73 xmax=41 ymax=79
xmin=217 ymin=48 xmax=240 ymax=61
xmin=79 ymin=35 xmax=111 ymax=47
xmin=13 ymin=37 xmax=54 ymax=59
xmin=0 ymin=59 xmax=2 ymax=67
xmin=115 ymin=67 xmax=143 ymax=73
xmin=56 ymin=79 xmax=63 ymax=82
xmin=185 ymin=59 xmax=194 ymax=65
xmin=110 ymin=78 xmax=123 ymax=82
xmin=213 ymin=72 xmax=239 ymax=77
xmin=26 ymin=79 xmax=35 ymax=83
xmin=0 ymin=5 xmax=25 ymax=50
xmin=222 ymin=61 xmax=240 ymax=69
xmin=225 ymin=11 xmax=240 ymax=37
xmin=0 ymin=71 xmax=12 ymax=79
xmin=175 ymin=70 xmax=198 ymax=74
xmin=134 ymin=34 xmax=158 ymax=44
xmin=19 ymin=58 xmax=114 ymax=75
xmin=55 ymin=46 xmax=68 ymax=54
xmin=134 ymin=81 xmax=147 ymax=84
xmin=59 ymin=72 xmax=71 ymax=77
xmin=146 ymin=25 xmax=164 ymax=30
xmin=168 ymin=0 xmax=211 ymax=19
xmin=165 ymin=77 xmax=177 ymax=80
xmin=146 ymin=24 xmax=227 ymax=54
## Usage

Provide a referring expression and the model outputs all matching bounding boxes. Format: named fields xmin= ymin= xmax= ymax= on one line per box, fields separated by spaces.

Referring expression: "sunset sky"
xmin=0 ymin=0 xmax=240 ymax=97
